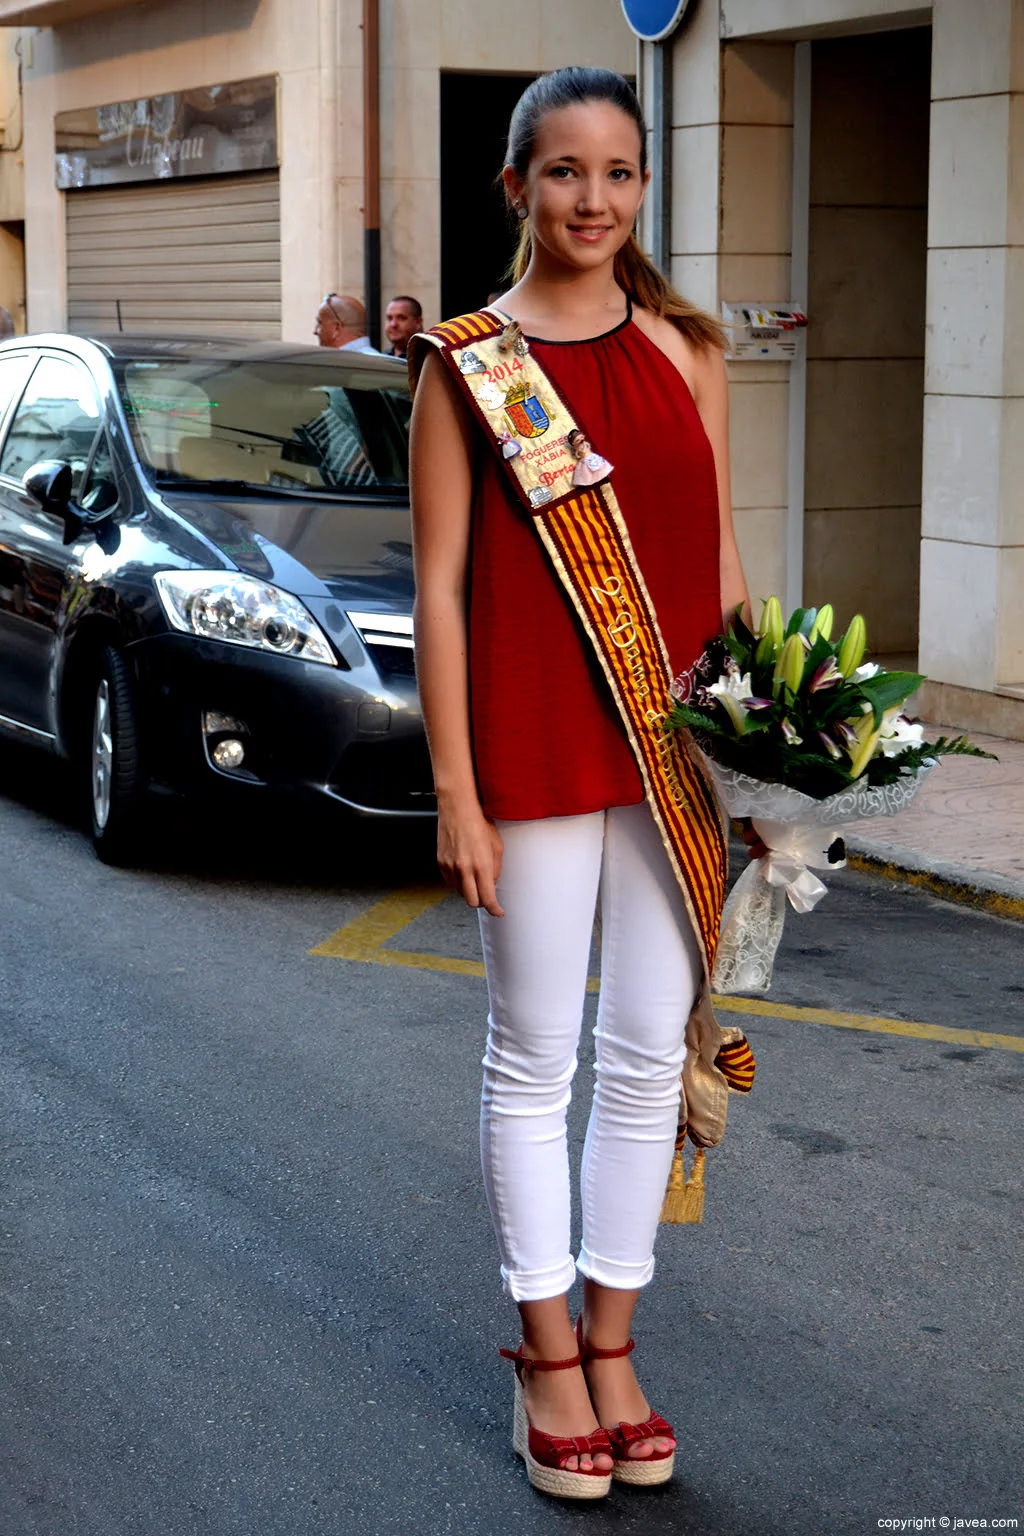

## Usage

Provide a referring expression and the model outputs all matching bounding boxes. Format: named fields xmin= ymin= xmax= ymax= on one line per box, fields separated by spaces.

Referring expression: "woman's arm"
xmin=409 ymin=350 xmax=504 ymax=916
xmin=691 ymin=344 xmax=751 ymax=630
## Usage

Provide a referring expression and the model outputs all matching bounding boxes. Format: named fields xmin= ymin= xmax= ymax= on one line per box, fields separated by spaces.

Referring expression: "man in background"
xmin=314 ymin=294 xmax=381 ymax=354
xmin=0 ymin=306 xmax=16 ymax=340
xmin=383 ymin=295 xmax=423 ymax=359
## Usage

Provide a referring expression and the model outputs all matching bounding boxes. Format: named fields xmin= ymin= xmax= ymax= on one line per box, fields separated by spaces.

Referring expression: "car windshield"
xmin=113 ymin=356 xmax=411 ymax=497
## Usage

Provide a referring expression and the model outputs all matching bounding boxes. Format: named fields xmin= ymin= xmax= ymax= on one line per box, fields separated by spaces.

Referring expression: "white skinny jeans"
xmin=479 ymin=801 xmax=702 ymax=1302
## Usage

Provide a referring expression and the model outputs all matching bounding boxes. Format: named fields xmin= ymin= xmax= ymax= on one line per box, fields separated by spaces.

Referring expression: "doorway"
xmin=439 ymin=71 xmax=536 ymax=321
xmin=802 ymin=28 xmax=931 ymax=665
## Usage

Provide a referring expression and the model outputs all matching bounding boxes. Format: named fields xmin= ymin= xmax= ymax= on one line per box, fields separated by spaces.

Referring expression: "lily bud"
xmin=810 ymin=603 xmax=834 ymax=643
xmin=773 ymin=633 xmax=807 ymax=699
xmin=809 ymin=658 xmax=843 ymax=693
xmin=817 ymin=730 xmax=842 ymax=760
xmin=743 ymin=696 xmax=775 ymax=711
xmin=781 ymin=718 xmax=803 ymax=746
xmin=757 ymin=595 xmax=784 ymax=644
xmin=837 ymin=614 xmax=867 ymax=677
xmin=834 ymin=720 xmax=858 ymax=751
xmin=845 ymin=712 xmax=882 ymax=778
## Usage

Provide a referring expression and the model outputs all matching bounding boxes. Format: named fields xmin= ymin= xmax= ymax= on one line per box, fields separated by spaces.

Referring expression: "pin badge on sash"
xmin=566 ymin=428 xmax=614 ymax=488
xmin=459 ymin=348 xmax=486 ymax=375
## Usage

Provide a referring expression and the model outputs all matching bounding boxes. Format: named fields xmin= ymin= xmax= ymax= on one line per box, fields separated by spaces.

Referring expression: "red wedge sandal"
xmin=576 ymin=1318 xmax=676 ymax=1487
xmin=498 ymin=1344 xmax=614 ymax=1499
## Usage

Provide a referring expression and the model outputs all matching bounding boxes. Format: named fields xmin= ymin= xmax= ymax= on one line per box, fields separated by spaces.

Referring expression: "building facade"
xmin=6 ymin=0 xmax=1023 ymax=736
xmin=651 ymin=0 xmax=1024 ymax=737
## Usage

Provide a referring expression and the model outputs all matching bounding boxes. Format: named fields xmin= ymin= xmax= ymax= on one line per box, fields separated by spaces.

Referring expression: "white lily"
xmin=854 ymin=662 xmax=881 ymax=681
xmin=877 ymin=709 xmax=925 ymax=757
xmin=708 ymin=670 xmax=754 ymax=734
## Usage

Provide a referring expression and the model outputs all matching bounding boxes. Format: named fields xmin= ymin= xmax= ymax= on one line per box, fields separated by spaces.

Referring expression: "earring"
xmin=516 ymin=204 xmax=528 ymax=221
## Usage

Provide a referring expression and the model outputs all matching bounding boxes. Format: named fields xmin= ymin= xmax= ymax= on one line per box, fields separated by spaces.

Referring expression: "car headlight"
xmin=154 ymin=571 xmax=336 ymax=666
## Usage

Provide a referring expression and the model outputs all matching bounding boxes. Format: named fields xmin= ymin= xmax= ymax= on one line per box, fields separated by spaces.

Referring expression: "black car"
xmin=0 ymin=333 xmax=434 ymax=860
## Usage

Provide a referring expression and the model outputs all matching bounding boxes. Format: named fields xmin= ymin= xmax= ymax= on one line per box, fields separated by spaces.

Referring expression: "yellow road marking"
xmin=310 ymin=889 xmax=1024 ymax=1054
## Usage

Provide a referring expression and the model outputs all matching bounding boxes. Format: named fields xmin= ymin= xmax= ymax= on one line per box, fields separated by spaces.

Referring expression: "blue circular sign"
xmin=620 ymin=0 xmax=692 ymax=42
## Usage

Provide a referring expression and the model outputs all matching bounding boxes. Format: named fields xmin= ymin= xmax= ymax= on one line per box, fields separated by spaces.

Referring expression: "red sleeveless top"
xmin=468 ymin=308 xmax=722 ymax=822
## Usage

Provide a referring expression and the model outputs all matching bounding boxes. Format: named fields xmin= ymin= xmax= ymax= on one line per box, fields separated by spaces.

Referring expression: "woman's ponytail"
xmin=503 ymin=67 xmax=725 ymax=354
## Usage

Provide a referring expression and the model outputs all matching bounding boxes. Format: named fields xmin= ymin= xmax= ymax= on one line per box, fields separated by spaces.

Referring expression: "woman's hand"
xmin=739 ymin=819 xmax=768 ymax=861
xmin=437 ymin=798 xmax=505 ymax=917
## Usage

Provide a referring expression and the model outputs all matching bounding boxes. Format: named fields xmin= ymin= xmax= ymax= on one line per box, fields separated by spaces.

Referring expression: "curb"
xmin=845 ymin=844 xmax=1024 ymax=923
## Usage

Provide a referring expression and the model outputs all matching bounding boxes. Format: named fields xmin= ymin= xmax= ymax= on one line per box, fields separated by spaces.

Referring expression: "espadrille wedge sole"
xmin=610 ymin=1443 xmax=675 ymax=1485
xmin=576 ymin=1319 xmax=676 ymax=1489
xmin=499 ymin=1343 xmax=613 ymax=1501
xmin=511 ymin=1377 xmax=612 ymax=1499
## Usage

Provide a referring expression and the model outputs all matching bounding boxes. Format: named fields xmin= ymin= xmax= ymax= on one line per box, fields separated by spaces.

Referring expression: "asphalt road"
xmin=0 ymin=746 xmax=1021 ymax=1536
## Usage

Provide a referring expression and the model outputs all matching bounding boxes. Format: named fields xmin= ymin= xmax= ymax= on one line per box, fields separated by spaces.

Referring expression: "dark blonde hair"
xmin=504 ymin=67 xmax=725 ymax=352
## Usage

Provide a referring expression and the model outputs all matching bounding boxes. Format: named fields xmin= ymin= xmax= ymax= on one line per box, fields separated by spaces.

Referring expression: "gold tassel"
xmin=659 ymin=1145 xmax=706 ymax=1225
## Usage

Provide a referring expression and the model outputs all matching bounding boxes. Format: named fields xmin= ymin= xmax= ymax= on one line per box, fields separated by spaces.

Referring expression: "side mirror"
xmin=22 ymin=459 xmax=94 ymax=546
xmin=23 ymin=459 xmax=73 ymax=510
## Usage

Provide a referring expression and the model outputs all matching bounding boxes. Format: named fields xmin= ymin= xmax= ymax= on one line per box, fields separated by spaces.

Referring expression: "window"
xmin=0 ymin=352 xmax=33 ymax=421
xmin=114 ymin=357 xmax=410 ymax=496
xmin=0 ymin=354 xmax=102 ymax=494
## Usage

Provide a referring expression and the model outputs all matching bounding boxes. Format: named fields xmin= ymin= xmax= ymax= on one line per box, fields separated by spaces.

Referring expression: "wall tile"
xmin=441 ymin=0 xmax=540 ymax=71
xmin=805 ymin=359 xmax=925 ymax=509
xmin=919 ymin=536 xmax=998 ymax=690
xmin=720 ymin=124 xmax=792 ymax=255
xmin=998 ymin=547 xmax=1024 ymax=684
xmin=541 ymin=5 xmax=636 ymax=72
xmin=733 ymin=506 xmax=787 ymax=606
xmin=928 ymin=95 xmax=1012 ymax=250
xmin=670 ymin=253 xmax=717 ymax=312
xmin=722 ymin=42 xmax=794 ymax=126
xmin=809 ymin=27 xmax=930 ymax=209
xmin=931 ymin=0 xmax=1024 ymax=101
xmin=921 ymin=392 xmax=1002 ymax=545
xmin=925 ymin=246 xmax=1007 ymax=397
xmin=808 ymin=207 xmax=927 ymax=359
xmin=670 ymin=124 xmax=720 ymax=254
xmin=381 ymin=65 xmax=441 ymax=185
xmin=381 ymin=177 xmax=441 ymax=321
xmin=388 ymin=0 xmax=442 ymax=73
xmin=804 ymin=504 xmax=921 ymax=653
xmin=728 ymin=377 xmax=789 ymax=510
xmin=671 ymin=0 xmax=721 ymax=127
xmin=720 ymin=251 xmax=791 ymax=302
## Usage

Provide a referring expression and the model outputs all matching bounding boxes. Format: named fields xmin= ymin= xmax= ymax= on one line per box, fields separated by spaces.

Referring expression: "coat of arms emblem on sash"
xmin=503 ymin=380 xmax=550 ymax=439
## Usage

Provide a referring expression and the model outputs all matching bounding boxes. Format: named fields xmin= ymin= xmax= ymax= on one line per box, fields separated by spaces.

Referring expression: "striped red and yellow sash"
xmin=410 ymin=309 xmax=727 ymax=976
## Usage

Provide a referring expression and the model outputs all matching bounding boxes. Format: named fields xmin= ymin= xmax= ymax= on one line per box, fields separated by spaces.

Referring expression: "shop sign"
xmin=55 ymin=75 xmax=277 ymax=190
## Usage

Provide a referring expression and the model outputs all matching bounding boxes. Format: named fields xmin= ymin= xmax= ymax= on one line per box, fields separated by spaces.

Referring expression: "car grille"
xmin=346 ymin=610 xmax=415 ymax=676
xmin=331 ymin=737 xmax=436 ymax=814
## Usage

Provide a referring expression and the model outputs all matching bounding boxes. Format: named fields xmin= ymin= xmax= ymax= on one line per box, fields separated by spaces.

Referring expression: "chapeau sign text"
xmin=55 ymin=75 xmax=278 ymax=190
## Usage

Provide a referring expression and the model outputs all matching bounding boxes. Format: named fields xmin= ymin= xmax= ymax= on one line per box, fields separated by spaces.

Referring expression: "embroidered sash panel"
xmin=413 ymin=308 xmax=727 ymax=974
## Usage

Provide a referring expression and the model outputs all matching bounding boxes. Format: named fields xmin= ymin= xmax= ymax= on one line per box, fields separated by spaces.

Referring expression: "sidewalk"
xmin=845 ymin=729 xmax=1024 ymax=919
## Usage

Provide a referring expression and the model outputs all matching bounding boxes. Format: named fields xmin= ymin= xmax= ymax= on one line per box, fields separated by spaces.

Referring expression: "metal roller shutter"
xmin=65 ymin=171 xmax=281 ymax=339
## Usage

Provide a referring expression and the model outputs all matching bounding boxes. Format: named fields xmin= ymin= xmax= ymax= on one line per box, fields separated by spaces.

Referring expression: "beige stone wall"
xmin=21 ymin=0 xmax=342 ymax=339
xmin=378 ymin=0 xmax=635 ymax=330
xmin=803 ymin=29 xmax=930 ymax=656
xmin=720 ymin=40 xmax=795 ymax=613
xmin=20 ymin=0 xmax=633 ymax=339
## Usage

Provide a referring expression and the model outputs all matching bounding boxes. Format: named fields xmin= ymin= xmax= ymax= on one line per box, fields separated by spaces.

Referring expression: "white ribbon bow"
xmin=752 ymin=816 xmax=845 ymax=914
xmin=761 ymin=853 xmax=828 ymax=913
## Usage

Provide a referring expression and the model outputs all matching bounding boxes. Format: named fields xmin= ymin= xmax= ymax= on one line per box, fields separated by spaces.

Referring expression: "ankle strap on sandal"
xmin=575 ymin=1315 xmax=636 ymax=1362
xmin=499 ymin=1345 xmax=583 ymax=1373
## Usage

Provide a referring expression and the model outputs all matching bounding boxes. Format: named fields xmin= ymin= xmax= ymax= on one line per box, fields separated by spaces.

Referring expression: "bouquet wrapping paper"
xmin=703 ymin=755 xmax=934 ymax=993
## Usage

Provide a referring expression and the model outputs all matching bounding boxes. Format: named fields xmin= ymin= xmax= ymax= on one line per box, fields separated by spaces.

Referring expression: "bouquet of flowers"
xmin=671 ymin=598 xmax=993 ymax=993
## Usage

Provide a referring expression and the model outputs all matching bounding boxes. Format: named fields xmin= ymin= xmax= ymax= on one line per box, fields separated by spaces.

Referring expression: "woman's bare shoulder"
xmin=631 ymin=306 xmax=706 ymax=393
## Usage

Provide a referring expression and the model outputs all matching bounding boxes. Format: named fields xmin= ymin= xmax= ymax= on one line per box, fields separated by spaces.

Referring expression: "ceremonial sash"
xmin=410 ymin=309 xmax=753 ymax=1217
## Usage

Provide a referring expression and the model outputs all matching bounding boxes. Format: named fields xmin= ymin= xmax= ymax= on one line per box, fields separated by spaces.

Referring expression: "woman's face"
xmin=504 ymin=101 xmax=648 ymax=274
xmin=573 ymin=436 xmax=590 ymax=459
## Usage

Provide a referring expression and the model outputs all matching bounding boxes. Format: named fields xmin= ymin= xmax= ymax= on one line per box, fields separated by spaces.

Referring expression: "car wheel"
xmin=87 ymin=645 xmax=148 ymax=864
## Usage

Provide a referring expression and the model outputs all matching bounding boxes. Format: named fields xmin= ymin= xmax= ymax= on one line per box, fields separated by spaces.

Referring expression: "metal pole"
xmin=649 ymin=40 xmax=672 ymax=275
xmin=785 ymin=41 xmax=812 ymax=616
xmin=362 ymin=0 xmax=381 ymax=349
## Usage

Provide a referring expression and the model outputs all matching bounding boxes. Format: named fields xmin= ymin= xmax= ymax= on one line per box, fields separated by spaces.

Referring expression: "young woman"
xmin=409 ymin=67 xmax=751 ymax=1501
